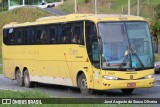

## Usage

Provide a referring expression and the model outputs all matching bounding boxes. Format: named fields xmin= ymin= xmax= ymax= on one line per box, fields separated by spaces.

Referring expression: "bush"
xmin=150 ymin=4 xmax=160 ymax=36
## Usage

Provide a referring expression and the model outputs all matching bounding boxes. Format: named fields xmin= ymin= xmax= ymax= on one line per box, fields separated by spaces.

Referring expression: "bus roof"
xmin=3 ymin=14 xmax=145 ymax=28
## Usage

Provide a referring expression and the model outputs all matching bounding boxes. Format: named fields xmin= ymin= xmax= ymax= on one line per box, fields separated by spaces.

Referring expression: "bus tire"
xmin=121 ymin=88 xmax=134 ymax=94
xmin=24 ymin=69 xmax=34 ymax=88
xmin=15 ymin=69 xmax=24 ymax=87
xmin=78 ymin=73 xmax=89 ymax=95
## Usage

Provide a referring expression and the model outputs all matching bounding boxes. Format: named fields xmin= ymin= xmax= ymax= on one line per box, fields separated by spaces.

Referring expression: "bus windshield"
xmin=98 ymin=22 xmax=154 ymax=70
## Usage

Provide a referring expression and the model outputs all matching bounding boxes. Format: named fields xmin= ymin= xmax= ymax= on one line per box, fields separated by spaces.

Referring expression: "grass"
xmin=0 ymin=7 xmax=53 ymax=63
xmin=0 ymin=43 xmax=1 ymax=64
xmin=0 ymin=90 xmax=50 ymax=98
xmin=56 ymin=0 xmax=160 ymax=18
xmin=154 ymin=53 xmax=160 ymax=61
xmin=0 ymin=66 xmax=2 ymax=74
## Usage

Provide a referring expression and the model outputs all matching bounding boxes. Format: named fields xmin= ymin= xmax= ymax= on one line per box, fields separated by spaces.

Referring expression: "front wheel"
xmin=24 ymin=69 xmax=34 ymax=88
xmin=78 ymin=73 xmax=89 ymax=95
xmin=121 ymin=88 xmax=134 ymax=94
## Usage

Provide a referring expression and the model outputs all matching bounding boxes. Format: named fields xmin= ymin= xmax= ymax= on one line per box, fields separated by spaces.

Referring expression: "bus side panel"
xmin=2 ymin=45 xmax=15 ymax=79
xmin=24 ymin=60 xmax=60 ymax=85
xmin=59 ymin=61 xmax=73 ymax=86
xmin=3 ymin=59 xmax=15 ymax=79
xmin=71 ymin=61 xmax=94 ymax=88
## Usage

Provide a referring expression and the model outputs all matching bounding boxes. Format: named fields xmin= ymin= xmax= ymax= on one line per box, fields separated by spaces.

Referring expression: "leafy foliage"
xmin=0 ymin=0 xmax=8 ymax=11
xmin=154 ymin=4 xmax=160 ymax=19
xmin=150 ymin=19 xmax=160 ymax=35
xmin=150 ymin=4 xmax=160 ymax=36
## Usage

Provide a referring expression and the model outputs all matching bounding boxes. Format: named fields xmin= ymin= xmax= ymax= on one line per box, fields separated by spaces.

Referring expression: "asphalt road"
xmin=8 ymin=6 xmax=68 ymax=16
xmin=44 ymin=8 xmax=67 ymax=15
xmin=0 ymin=75 xmax=160 ymax=98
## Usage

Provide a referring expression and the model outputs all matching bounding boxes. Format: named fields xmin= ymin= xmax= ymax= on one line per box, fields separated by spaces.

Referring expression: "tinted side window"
xmin=28 ymin=28 xmax=35 ymax=45
xmin=86 ymin=21 xmax=97 ymax=43
xmin=3 ymin=22 xmax=84 ymax=45
xmin=85 ymin=21 xmax=99 ymax=68
xmin=48 ymin=25 xmax=58 ymax=44
xmin=3 ymin=29 xmax=8 ymax=45
xmin=16 ymin=29 xmax=23 ymax=45
xmin=6 ymin=28 xmax=15 ymax=45
xmin=72 ymin=22 xmax=84 ymax=45
xmin=23 ymin=28 xmax=28 ymax=45
xmin=60 ymin=23 xmax=73 ymax=44
xmin=35 ymin=27 xmax=48 ymax=44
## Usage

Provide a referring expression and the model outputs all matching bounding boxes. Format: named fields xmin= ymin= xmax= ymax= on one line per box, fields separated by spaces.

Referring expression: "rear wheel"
xmin=157 ymin=68 xmax=160 ymax=74
xmin=121 ymin=88 xmax=134 ymax=94
xmin=24 ymin=69 xmax=34 ymax=88
xmin=78 ymin=73 xmax=89 ymax=95
xmin=15 ymin=69 xmax=24 ymax=87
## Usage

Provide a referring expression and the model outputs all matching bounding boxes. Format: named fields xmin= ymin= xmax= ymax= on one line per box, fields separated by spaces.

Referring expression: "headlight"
xmin=103 ymin=75 xmax=118 ymax=80
xmin=144 ymin=74 xmax=154 ymax=79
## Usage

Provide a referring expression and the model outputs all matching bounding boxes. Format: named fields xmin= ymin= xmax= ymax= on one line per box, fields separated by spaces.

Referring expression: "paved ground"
xmin=44 ymin=8 xmax=67 ymax=15
xmin=154 ymin=74 xmax=160 ymax=81
xmin=0 ymin=75 xmax=160 ymax=98
xmin=158 ymin=47 xmax=160 ymax=53
xmin=8 ymin=6 xmax=68 ymax=16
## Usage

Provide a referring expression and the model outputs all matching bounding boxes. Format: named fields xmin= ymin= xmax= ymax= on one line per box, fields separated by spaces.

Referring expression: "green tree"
xmin=85 ymin=0 xmax=89 ymax=3
xmin=154 ymin=4 xmax=160 ymax=19
xmin=0 ymin=0 xmax=8 ymax=11
xmin=151 ymin=4 xmax=160 ymax=36
xmin=150 ymin=4 xmax=160 ymax=52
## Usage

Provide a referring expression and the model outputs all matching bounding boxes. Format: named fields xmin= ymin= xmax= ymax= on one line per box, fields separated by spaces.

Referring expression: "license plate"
xmin=127 ymin=83 xmax=136 ymax=87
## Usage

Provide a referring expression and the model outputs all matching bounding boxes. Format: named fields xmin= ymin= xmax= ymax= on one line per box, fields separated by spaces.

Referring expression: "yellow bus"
xmin=2 ymin=14 xmax=154 ymax=95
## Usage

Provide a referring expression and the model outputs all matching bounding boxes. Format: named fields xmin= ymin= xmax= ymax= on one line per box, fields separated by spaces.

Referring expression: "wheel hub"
xmin=25 ymin=75 xmax=29 ymax=85
xmin=81 ymin=78 xmax=87 ymax=89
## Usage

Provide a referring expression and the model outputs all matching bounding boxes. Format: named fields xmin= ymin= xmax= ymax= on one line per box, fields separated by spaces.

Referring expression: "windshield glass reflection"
xmin=98 ymin=22 xmax=153 ymax=70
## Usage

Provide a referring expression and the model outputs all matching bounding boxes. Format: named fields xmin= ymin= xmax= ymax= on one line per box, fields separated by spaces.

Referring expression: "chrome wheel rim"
xmin=81 ymin=78 xmax=87 ymax=89
xmin=24 ymin=74 xmax=29 ymax=85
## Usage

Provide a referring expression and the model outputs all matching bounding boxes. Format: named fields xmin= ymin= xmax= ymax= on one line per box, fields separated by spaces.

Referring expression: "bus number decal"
xmin=69 ymin=48 xmax=78 ymax=55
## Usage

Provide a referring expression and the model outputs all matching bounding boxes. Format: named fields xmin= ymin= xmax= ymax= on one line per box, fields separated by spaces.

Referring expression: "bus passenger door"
xmin=85 ymin=21 xmax=101 ymax=90
xmin=90 ymin=40 xmax=101 ymax=90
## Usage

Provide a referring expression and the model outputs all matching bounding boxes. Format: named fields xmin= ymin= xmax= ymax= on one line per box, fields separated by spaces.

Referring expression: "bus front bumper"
xmin=99 ymin=78 xmax=154 ymax=90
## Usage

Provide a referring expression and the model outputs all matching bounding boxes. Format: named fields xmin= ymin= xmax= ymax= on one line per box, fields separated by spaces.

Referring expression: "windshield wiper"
xmin=119 ymin=44 xmax=144 ymax=69
xmin=130 ymin=47 xmax=144 ymax=68
xmin=102 ymin=56 xmax=110 ymax=66
xmin=119 ymin=50 xmax=129 ymax=69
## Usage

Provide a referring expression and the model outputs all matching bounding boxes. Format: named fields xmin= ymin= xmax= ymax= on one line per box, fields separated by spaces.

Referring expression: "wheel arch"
xmin=76 ymin=70 xmax=89 ymax=86
xmin=14 ymin=66 xmax=20 ymax=79
xmin=22 ymin=67 xmax=28 ymax=75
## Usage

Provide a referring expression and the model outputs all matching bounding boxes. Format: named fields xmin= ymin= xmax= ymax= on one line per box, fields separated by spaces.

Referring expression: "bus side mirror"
xmin=98 ymin=36 xmax=103 ymax=54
